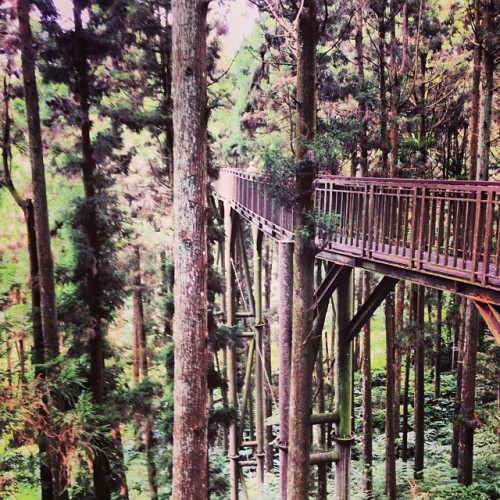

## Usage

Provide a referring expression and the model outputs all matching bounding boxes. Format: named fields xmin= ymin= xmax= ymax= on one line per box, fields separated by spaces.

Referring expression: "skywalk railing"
xmin=214 ymin=168 xmax=500 ymax=290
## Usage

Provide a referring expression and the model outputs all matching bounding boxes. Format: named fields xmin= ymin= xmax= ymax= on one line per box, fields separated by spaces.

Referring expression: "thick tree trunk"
xmin=457 ymin=300 xmax=479 ymax=485
xmin=278 ymin=242 xmax=293 ymax=500
xmin=287 ymin=1 xmax=318 ymax=497
xmin=2 ymin=74 xmax=56 ymax=500
xmin=263 ymin=242 xmax=274 ymax=471
xmin=172 ymin=0 xmax=209 ymax=496
xmin=26 ymin=201 xmax=55 ymax=500
xmin=16 ymin=2 xmax=68 ymax=497
xmin=477 ymin=0 xmax=494 ymax=181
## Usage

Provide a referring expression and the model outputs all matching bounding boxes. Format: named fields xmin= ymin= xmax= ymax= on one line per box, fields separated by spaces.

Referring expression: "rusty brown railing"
xmin=214 ymin=168 xmax=500 ymax=290
xmin=315 ymin=176 xmax=500 ymax=288
xmin=214 ymin=168 xmax=294 ymax=239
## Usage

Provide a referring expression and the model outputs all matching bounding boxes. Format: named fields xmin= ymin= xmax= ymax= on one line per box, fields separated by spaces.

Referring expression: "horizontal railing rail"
xmin=214 ymin=168 xmax=500 ymax=291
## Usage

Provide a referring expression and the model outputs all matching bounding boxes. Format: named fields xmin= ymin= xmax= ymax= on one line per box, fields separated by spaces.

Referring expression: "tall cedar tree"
xmin=16 ymin=1 xmax=70 ymax=497
xmin=2 ymin=67 xmax=55 ymax=500
xmin=287 ymin=0 xmax=318 ymax=497
xmin=171 ymin=0 xmax=209 ymax=497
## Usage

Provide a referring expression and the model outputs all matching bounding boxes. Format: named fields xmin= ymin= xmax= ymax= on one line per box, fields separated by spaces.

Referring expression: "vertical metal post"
xmin=224 ymin=202 xmax=239 ymax=500
xmin=335 ymin=268 xmax=353 ymax=500
xmin=278 ymin=241 xmax=293 ymax=500
xmin=253 ymin=227 xmax=265 ymax=495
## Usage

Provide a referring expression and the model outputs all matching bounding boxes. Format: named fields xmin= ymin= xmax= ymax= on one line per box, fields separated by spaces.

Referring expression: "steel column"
xmin=224 ymin=202 xmax=239 ymax=500
xmin=334 ymin=268 xmax=354 ymax=500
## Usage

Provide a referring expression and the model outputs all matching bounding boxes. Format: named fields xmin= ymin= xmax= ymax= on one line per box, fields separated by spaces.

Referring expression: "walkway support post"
xmin=278 ymin=241 xmax=293 ymax=500
xmin=224 ymin=202 xmax=239 ymax=500
xmin=335 ymin=268 xmax=354 ymax=500
xmin=253 ymin=227 xmax=265 ymax=494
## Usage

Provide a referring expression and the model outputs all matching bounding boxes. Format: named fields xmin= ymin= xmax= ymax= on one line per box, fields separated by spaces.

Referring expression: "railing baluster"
xmin=470 ymin=189 xmax=483 ymax=282
xmin=452 ymin=199 xmax=460 ymax=268
xmin=481 ymin=190 xmax=494 ymax=285
xmin=409 ymin=187 xmax=419 ymax=268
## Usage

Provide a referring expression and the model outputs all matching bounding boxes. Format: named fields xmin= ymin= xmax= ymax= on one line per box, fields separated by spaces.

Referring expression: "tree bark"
xmin=434 ymin=290 xmax=443 ymax=399
xmin=401 ymin=345 xmax=411 ymax=462
xmin=172 ymin=0 xmax=209 ymax=496
xmin=394 ymin=281 xmax=405 ymax=438
xmin=263 ymin=242 xmax=274 ymax=471
xmin=278 ymin=242 xmax=293 ymax=500
xmin=457 ymin=300 xmax=479 ymax=485
xmin=287 ymin=1 xmax=318 ymax=497
xmin=376 ymin=0 xmax=389 ymax=174
xmin=468 ymin=0 xmax=482 ymax=180
xmin=73 ymin=4 xmax=129 ymax=496
xmin=16 ymin=1 xmax=68 ymax=497
xmin=477 ymin=0 xmax=494 ymax=180
xmin=361 ymin=271 xmax=373 ymax=497
xmin=355 ymin=0 xmax=368 ymax=176
xmin=385 ymin=292 xmax=397 ymax=498
xmin=413 ymin=285 xmax=425 ymax=479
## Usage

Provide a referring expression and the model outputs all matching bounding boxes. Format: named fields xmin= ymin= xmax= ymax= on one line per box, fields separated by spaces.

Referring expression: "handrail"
xmin=214 ymin=168 xmax=500 ymax=292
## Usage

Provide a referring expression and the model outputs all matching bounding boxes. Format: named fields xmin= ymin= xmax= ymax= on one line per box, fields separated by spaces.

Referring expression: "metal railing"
xmin=215 ymin=168 xmax=500 ymax=289
xmin=214 ymin=168 xmax=294 ymax=238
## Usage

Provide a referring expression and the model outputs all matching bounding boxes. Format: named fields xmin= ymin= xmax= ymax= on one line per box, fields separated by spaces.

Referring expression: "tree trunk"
xmin=287 ymin=1 xmax=318 ymax=497
xmin=376 ymin=0 xmax=389 ymax=174
xmin=16 ymin=1 xmax=68 ymax=497
xmin=457 ymin=300 xmax=479 ymax=485
xmin=419 ymin=51 xmax=428 ymax=170
xmin=434 ymin=290 xmax=443 ymax=399
xmin=263 ymin=242 xmax=274 ymax=471
xmin=451 ymin=299 xmax=465 ymax=467
xmin=73 ymin=4 xmax=126 ymax=496
xmin=172 ymin=0 xmax=209 ymax=496
xmin=133 ymin=246 xmax=147 ymax=384
xmin=402 ymin=346 xmax=411 ymax=462
xmin=385 ymin=292 xmax=397 ymax=498
xmin=278 ymin=242 xmax=293 ymax=500
xmin=361 ymin=271 xmax=373 ymax=497
xmin=477 ymin=0 xmax=494 ymax=181
xmin=355 ymin=0 xmax=368 ymax=176
xmin=468 ymin=0 xmax=482 ymax=180
xmin=2 ymin=71 xmax=56 ymax=500
xmin=394 ymin=281 xmax=405 ymax=439
xmin=413 ymin=285 xmax=425 ymax=479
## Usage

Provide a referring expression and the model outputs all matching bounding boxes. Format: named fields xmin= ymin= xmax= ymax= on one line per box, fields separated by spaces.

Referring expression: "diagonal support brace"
xmin=473 ymin=300 xmax=500 ymax=344
xmin=313 ymin=264 xmax=353 ymax=319
xmin=343 ymin=276 xmax=400 ymax=344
